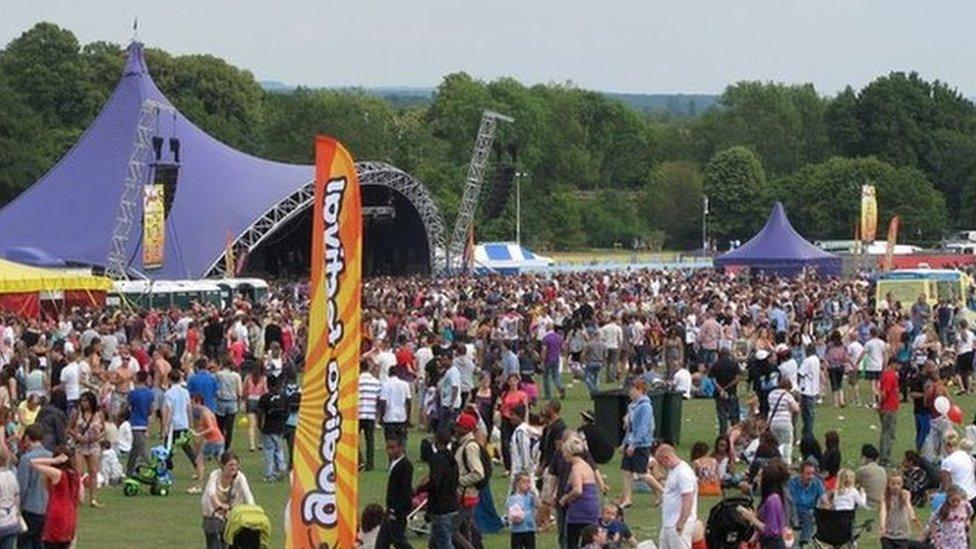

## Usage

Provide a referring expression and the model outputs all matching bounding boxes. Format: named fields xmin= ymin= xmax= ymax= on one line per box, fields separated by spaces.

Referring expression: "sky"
xmin=1 ymin=0 xmax=974 ymax=95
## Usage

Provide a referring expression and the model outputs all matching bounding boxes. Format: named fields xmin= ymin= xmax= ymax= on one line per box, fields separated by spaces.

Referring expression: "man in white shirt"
xmin=859 ymin=327 xmax=888 ymax=401
xmin=600 ymin=316 xmax=624 ymax=382
xmin=453 ymin=344 xmax=476 ymax=403
xmin=59 ymin=350 xmax=86 ymax=415
xmin=436 ymin=355 xmax=462 ymax=428
xmin=798 ymin=345 xmax=821 ymax=442
xmin=378 ymin=367 xmax=411 ymax=444
xmin=672 ymin=366 xmax=692 ymax=399
xmin=358 ymin=362 xmax=381 ymax=470
xmin=641 ymin=444 xmax=698 ymax=549
xmin=371 ymin=340 xmax=398 ymax=383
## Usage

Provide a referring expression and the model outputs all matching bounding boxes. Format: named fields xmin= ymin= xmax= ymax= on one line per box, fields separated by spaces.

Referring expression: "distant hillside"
xmin=603 ymin=93 xmax=718 ymax=117
xmin=259 ymin=81 xmax=717 ymax=117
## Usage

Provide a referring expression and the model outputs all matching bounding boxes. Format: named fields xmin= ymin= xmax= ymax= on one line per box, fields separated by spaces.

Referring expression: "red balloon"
xmin=948 ymin=404 xmax=964 ymax=425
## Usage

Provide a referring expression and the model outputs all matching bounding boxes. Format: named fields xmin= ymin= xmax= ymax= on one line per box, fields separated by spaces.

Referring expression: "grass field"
xmin=74 ymin=377 xmax=973 ymax=548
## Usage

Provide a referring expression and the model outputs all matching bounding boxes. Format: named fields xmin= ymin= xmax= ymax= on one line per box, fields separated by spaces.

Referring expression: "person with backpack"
xmin=454 ymin=412 xmax=486 ymax=549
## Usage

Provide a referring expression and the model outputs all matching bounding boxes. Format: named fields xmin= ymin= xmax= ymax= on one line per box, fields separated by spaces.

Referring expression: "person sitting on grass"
xmin=788 ymin=460 xmax=825 ymax=546
xmin=923 ymin=484 xmax=973 ymax=548
xmin=578 ymin=524 xmax=608 ymax=549
xmin=597 ymin=503 xmax=636 ymax=548
xmin=821 ymin=469 xmax=868 ymax=511
xmin=690 ymin=441 xmax=721 ymax=497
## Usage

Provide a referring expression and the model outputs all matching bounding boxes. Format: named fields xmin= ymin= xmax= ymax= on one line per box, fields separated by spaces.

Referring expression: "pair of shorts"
xmin=202 ymin=441 xmax=224 ymax=459
xmin=246 ymin=398 xmax=260 ymax=414
xmin=620 ymin=446 xmax=651 ymax=473
xmin=863 ymin=370 xmax=881 ymax=381
xmin=828 ymin=368 xmax=844 ymax=392
xmin=956 ymin=352 xmax=974 ymax=374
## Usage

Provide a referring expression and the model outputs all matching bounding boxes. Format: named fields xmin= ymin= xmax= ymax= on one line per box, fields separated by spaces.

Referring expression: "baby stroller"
xmin=705 ymin=496 xmax=755 ymax=549
xmin=812 ymin=509 xmax=873 ymax=548
xmin=407 ymin=486 xmax=431 ymax=537
xmin=122 ymin=430 xmax=189 ymax=497
xmin=223 ymin=504 xmax=271 ymax=549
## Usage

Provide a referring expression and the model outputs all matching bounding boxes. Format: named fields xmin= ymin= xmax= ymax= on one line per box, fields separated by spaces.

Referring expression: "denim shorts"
xmin=202 ymin=441 xmax=224 ymax=459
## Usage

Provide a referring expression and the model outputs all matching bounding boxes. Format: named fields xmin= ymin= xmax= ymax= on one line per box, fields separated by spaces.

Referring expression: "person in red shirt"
xmin=878 ymin=357 xmax=900 ymax=466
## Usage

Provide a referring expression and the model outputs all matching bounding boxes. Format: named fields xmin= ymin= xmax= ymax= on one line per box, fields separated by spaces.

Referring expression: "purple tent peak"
xmin=0 ymin=38 xmax=313 ymax=279
xmin=713 ymin=201 xmax=841 ymax=276
xmin=123 ymin=41 xmax=149 ymax=77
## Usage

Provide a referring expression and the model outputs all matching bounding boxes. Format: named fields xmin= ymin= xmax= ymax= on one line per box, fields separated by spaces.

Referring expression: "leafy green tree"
xmin=773 ymin=157 xmax=948 ymax=242
xmin=695 ymin=82 xmax=829 ymax=174
xmin=640 ymin=162 xmax=703 ymax=249
xmin=581 ymin=189 xmax=645 ymax=248
xmin=0 ymin=22 xmax=102 ymax=127
xmin=146 ymin=49 xmax=265 ymax=152
xmin=258 ymin=88 xmax=398 ymax=163
xmin=702 ymin=147 xmax=768 ymax=241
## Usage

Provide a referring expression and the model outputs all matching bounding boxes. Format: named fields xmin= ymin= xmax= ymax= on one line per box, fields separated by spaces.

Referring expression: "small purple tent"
xmin=0 ymin=42 xmax=313 ymax=279
xmin=713 ymin=202 xmax=841 ymax=277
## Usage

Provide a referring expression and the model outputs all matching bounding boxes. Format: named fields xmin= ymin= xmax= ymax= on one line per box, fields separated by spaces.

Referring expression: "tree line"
xmin=0 ymin=23 xmax=971 ymax=251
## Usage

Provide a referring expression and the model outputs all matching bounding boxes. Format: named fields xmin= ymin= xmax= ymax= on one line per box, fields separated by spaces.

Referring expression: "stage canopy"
xmin=0 ymin=41 xmax=314 ymax=279
xmin=474 ymin=242 xmax=554 ymax=274
xmin=713 ymin=202 xmax=842 ymax=277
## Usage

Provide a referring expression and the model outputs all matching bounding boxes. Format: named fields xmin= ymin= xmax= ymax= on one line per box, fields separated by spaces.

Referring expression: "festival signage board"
xmin=860 ymin=184 xmax=878 ymax=243
xmin=288 ymin=136 xmax=362 ymax=548
xmin=142 ymin=184 xmax=165 ymax=269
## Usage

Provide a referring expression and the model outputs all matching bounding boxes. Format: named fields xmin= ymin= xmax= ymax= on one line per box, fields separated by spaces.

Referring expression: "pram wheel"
xmin=123 ymin=482 xmax=139 ymax=497
xmin=150 ymin=484 xmax=168 ymax=496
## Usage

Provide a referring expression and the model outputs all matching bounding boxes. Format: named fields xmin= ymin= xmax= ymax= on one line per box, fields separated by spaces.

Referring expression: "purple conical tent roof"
xmin=0 ymin=42 xmax=314 ymax=279
xmin=713 ymin=202 xmax=841 ymax=276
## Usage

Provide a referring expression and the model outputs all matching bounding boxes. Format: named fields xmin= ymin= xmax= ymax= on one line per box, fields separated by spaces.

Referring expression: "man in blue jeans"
xmin=541 ymin=325 xmax=565 ymax=400
xmin=909 ymin=361 xmax=936 ymax=450
xmin=582 ymin=327 xmax=606 ymax=395
xmin=257 ymin=376 xmax=289 ymax=482
xmin=423 ymin=428 xmax=459 ymax=548
xmin=788 ymin=460 xmax=825 ymax=545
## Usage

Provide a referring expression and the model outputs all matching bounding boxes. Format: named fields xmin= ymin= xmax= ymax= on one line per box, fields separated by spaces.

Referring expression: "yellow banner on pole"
xmin=884 ymin=216 xmax=900 ymax=271
xmin=288 ymin=136 xmax=362 ymax=548
xmin=860 ymin=184 xmax=878 ymax=243
xmin=142 ymin=184 xmax=165 ymax=269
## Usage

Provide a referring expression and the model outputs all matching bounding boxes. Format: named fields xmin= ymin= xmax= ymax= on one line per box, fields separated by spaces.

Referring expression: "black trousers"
xmin=18 ymin=511 xmax=45 ymax=549
xmin=359 ymin=419 xmax=375 ymax=470
xmin=500 ymin=420 xmax=515 ymax=471
xmin=511 ymin=531 xmax=536 ymax=549
xmin=216 ymin=410 xmax=236 ymax=449
xmin=376 ymin=515 xmax=412 ymax=549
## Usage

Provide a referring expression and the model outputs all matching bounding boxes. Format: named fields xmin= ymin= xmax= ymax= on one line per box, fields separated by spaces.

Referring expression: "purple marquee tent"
xmin=0 ymin=42 xmax=314 ymax=279
xmin=713 ymin=202 xmax=842 ymax=277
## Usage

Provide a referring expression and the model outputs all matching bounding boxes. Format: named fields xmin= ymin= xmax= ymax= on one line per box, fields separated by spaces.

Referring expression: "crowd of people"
xmin=0 ymin=266 xmax=976 ymax=547
xmin=356 ymin=267 xmax=976 ymax=549
xmin=0 ymin=284 xmax=306 ymax=548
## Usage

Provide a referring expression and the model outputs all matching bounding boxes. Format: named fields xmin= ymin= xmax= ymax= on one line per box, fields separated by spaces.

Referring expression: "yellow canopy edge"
xmin=0 ymin=258 xmax=113 ymax=294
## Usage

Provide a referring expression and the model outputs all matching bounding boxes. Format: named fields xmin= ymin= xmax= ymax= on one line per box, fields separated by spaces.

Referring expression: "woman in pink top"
xmin=242 ymin=368 xmax=267 ymax=452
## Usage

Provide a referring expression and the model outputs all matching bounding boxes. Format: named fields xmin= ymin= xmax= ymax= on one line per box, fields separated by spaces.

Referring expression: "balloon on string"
xmin=934 ymin=396 xmax=951 ymax=415
xmin=948 ymin=404 xmax=964 ymax=425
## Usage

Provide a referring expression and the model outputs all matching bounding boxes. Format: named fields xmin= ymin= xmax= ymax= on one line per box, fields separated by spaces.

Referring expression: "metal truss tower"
xmin=105 ymin=99 xmax=175 ymax=279
xmin=446 ymin=110 xmax=513 ymax=270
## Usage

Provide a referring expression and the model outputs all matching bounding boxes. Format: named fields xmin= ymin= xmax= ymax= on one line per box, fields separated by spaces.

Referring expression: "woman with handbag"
xmin=201 ymin=451 xmax=254 ymax=549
